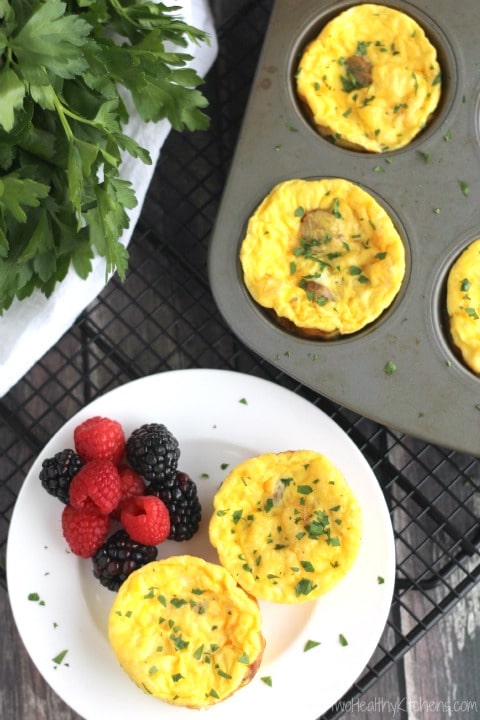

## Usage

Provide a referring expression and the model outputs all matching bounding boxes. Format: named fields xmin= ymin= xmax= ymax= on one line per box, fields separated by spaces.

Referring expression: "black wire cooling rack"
xmin=1 ymin=2 xmax=479 ymax=718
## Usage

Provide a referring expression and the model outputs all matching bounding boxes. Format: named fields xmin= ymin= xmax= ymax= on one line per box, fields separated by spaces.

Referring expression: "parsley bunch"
xmin=0 ymin=0 xmax=210 ymax=311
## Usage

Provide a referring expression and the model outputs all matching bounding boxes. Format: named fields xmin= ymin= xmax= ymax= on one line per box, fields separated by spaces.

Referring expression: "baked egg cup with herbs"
xmin=108 ymin=555 xmax=265 ymax=708
xmin=240 ymin=177 xmax=406 ymax=337
xmin=446 ymin=238 xmax=480 ymax=374
xmin=295 ymin=3 xmax=442 ymax=152
xmin=209 ymin=450 xmax=362 ymax=604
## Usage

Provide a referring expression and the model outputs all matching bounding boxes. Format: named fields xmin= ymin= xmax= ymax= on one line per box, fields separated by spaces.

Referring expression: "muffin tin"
xmin=208 ymin=0 xmax=480 ymax=456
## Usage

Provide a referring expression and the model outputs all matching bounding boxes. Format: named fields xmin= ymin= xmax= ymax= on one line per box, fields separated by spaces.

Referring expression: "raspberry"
xmin=62 ymin=505 xmax=110 ymax=558
xmin=111 ymin=465 xmax=146 ymax=519
xmin=69 ymin=459 xmax=121 ymax=515
xmin=74 ymin=416 xmax=125 ymax=465
xmin=92 ymin=529 xmax=158 ymax=591
xmin=120 ymin=495 xmax=170 ymax=545
xmin=39 ymin=449 xmax=83 ymax=504
xmin=126 ymin=423 xmax=180 ymax=486
xmin=152 ymin=471 xmax=201 ymax=541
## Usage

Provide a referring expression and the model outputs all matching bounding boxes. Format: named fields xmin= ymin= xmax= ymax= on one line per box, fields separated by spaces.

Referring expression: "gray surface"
xmin=209 ymin=0 xmax=480 ymax=455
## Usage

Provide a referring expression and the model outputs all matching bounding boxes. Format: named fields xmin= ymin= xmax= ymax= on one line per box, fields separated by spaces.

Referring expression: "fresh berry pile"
xmin=40 ymin=416 xmax=202 ymax=590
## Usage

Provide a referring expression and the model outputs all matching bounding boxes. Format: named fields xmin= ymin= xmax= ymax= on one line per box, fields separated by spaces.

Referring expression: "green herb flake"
xmin=295 ymin=578 xmax=316 ymax=597
xmin=264 ymin=498 xmax=274 ymax=513
xmin=300 ymin=560 xmax=315 ymax=572
xmin=339 ymin=633 xmax=349 ymax=647
xmin=384 ymin=360 xmax=397 ymax=375
xmin=294 ymin=206 xmax=305 ymax=217
xmin=297 ymin=484 xmax=313 ymax=495
xmin=460 ymin=180 xmax=470 ymax=197
xmin=261 ymin=675 xmax=273 ymax=686
xmin=171 ymin=673 xmax=184 ymax=683
xmin=232 ymin=509 xmax=243 ymax=524
xmin=237 ymin=653 xmax=250 ymax=664
xmin=377 ymin=576 xmax=385 ymax=584
xmin=170 ymin=598 xmax=187 ymax=608
xmin=304 ymin=639 xmax=321 ymax=652
xmin=28 ymin=592 xmax=41 ymax=602
xmin=52 ymin=649 xmax=68 ymax=665
xmin=418 ymin=150 xmax=431 ymax=164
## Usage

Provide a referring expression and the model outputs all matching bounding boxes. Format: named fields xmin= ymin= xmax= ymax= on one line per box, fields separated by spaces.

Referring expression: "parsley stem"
xmin=53 ymin=94 xmax=74 ymax=142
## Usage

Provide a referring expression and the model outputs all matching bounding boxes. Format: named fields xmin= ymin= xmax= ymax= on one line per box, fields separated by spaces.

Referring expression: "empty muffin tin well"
xmin=208 ymin=0 xmax=480 ymax=455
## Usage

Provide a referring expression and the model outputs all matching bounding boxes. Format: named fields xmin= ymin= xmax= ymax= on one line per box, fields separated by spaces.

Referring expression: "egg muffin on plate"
xmin=446 ymin=238 xmax=480 ymax=374
xmin=240 ymin=177 xmax=406 ymax=337
xmin=209 ymin=450 xmax=362 ymax=604
xmin=295 ymin=3 xmax=442 ymax=152
xmin=108 ymin=555 xmax=265 ymax=708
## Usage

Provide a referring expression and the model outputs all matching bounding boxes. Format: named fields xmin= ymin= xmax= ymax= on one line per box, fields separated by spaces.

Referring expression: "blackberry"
xmin=153 ymin=471 xmax=201 ymax=541
xmin=39 ymin=448 xmax=83 ymax=504
xmin=126 ymin=423 xmax=180 ymax=486
xmin=92 ymin=529 xmax=158 ymax=591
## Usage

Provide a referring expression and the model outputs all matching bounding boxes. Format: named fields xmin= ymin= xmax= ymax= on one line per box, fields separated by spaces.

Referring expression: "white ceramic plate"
xmin=7 ymin=369 xmax=395 ymax=720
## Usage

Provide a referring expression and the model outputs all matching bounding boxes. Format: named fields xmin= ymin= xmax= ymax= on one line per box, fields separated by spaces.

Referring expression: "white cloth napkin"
xmin=0 ymin=0 xmax=218 ymax=397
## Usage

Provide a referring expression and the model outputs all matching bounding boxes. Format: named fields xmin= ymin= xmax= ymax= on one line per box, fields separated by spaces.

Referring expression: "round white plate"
xmin=7 ymin=369 xmax=395 ymax=720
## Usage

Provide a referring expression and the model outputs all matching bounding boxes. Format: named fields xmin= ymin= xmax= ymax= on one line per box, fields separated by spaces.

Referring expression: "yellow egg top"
xmin=108 ymin=555 xmax=264 ymax=708
xmin=240 ymin=178 xmax=405 ymax=335
xmin=209 ymin=450 xmax=362 ymax=603
xmin=446 ymin=239 xmax=480 ymax=374
xmin=296 ymin=3 xmax=442 ymax=152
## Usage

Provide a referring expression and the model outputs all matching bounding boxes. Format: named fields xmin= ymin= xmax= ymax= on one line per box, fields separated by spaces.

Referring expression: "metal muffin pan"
xmin=208 ymin=0 xmax=480 ymax=456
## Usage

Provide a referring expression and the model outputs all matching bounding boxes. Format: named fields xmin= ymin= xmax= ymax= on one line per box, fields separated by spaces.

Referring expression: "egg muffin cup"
xmin=209 ymin=450 xmax=362 ymax=604
xmin=108 ymin=555 xmax=265 ymax=708
xmin=295 ymin=4 xmax=442 ymax=153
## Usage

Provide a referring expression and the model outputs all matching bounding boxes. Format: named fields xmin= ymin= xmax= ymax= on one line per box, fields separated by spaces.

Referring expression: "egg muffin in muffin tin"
xmin=108 ymin=555 xmax=265 ymax=708
xmin=296 ymin=3 xmax=442 ymax=152
xmin=240 ymin=177 xmax=405 ymax=337
xmin=209 ymin=450 xmax=362 ymax=604
xmin=446 ymin=238 xmax=480 ymax=375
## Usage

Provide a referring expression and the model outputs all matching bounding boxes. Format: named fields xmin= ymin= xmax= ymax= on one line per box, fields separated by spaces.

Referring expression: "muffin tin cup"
xmin=208 ymin=0 xmax=480 ymax=456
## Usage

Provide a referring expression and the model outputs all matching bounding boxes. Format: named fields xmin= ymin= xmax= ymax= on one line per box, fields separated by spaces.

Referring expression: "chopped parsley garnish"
xmin=52 ymin=649 xmax=68 ymax=665
xmin=297 ymin=484 xmax=313 ymax=495
xmin=300 ymin=560 xmax=315 ymax=572
xmin=295 ymin=578 xmax=317 ymax=597
xmin=384 ymin=360 xmax=397 ymax=375
xmin=304 ymin=639 xmax=321 ymax=652
xmin=232 ymin=509 xmax=243 ymax=524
